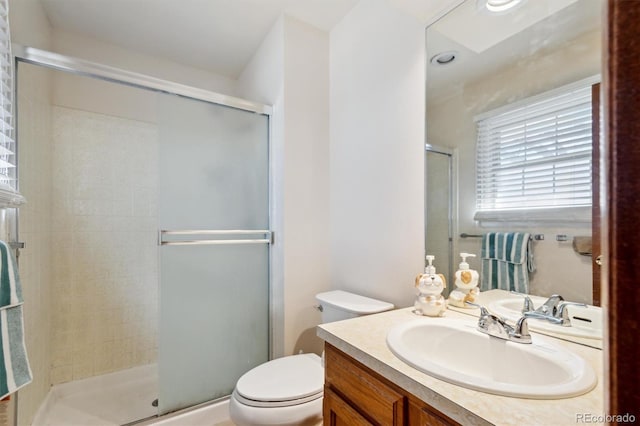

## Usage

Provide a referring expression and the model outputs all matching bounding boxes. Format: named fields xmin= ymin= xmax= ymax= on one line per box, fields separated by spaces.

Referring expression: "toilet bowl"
xmin=229 ymin=290 xmax=394 ymax=426
xmin=229 ymin=353 xmax=324 ymax=426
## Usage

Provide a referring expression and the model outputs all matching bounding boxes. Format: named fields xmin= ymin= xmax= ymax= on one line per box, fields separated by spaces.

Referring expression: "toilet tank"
xmin=315 ymin=290 xmax=394 ymax=323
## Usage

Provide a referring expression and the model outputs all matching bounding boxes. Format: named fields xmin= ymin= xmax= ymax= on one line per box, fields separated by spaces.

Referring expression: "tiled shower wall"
xmin=49 ymin=106 xmax=159 ymax=384
xmin=17 ymin=64 xmax=53 ymax=425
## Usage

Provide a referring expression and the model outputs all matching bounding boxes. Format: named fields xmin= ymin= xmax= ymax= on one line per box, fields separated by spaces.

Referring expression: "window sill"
xmin=474 ymin=206 xmax=591 ymax=224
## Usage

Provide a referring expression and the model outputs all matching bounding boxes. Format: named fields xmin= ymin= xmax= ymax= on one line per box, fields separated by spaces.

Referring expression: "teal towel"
xmin=0 ymin=240 xmax=22 ymax=310
xmin=0 ymin=241 xmax=31 ymax=399
xmin=481 ymin=232 xmax=536 ymax=293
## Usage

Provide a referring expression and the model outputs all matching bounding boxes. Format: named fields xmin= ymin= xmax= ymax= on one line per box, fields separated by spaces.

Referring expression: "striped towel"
xmin=481 ymin=232 xmax=536 ymax=293
xmin=0 ymin=241 xmax=32 ymax=399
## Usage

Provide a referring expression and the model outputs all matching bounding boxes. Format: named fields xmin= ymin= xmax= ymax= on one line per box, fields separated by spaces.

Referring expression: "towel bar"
xmin=460 ymin=233 xmax=544 ymax=241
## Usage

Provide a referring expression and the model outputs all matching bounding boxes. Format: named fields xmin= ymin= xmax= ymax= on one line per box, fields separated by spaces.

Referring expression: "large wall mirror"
xmin=425 ymin=0 xmax=602 ymax=309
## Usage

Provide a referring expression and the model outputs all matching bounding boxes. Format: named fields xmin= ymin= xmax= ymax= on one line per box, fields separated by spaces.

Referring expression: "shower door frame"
xmin=424 ymin=144 xmax=457 ymax=288
xmin=13 ymin=44 xmax=279 ymax=417
xmin=13 ymin=46 xmax=271 ymax=115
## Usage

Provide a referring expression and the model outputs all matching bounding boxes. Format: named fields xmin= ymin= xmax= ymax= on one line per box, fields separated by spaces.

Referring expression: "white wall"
xmin=10 ymin=0 xmax=51 ymax=50
xmin=329 ymin=0 xmax=428 ymax=309
xmin=237 ymin=15 xmax=331 ymax=357
xmin=427 ymin=30 xmax=600 ymax=304
xmin=52 ymin=29 xmax=238 ymax=96
xmin=282 ymin=17 xmax=331 ymax=355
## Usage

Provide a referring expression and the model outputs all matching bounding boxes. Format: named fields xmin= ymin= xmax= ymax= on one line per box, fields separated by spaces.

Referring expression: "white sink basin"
xmin=386 ymin=318 xmax=596 ymax=399
xmin=488 ymin=297 xmax=603 ymax=340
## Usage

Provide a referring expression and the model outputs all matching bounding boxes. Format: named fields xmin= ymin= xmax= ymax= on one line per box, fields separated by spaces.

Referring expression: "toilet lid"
xmin=235 ymin=353 xmax=324 ymax=404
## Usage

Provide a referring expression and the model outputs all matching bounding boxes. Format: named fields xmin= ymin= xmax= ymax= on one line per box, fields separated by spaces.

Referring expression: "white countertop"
xmin=317 ymin=305 xmax=604 ymax=426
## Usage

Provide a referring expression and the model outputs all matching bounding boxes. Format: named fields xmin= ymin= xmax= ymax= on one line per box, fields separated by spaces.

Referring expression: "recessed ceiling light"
xmin=478 ymin=0 xmax=525 ymax=14
xmin=430 ymin=51 xmax=459 ymax=66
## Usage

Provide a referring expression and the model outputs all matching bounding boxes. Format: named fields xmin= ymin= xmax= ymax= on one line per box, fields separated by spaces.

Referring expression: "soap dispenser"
xmin=448 ymin=253 xmax=480 ymax=308
xmin=414 ymin=255 xmax=447 ymax=317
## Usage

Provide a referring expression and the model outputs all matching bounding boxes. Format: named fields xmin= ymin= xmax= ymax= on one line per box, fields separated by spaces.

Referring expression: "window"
xmin=0 ymin=0 xmax=24 ymax=207
xmin=474 ymin=77 xmax=597 ymax=222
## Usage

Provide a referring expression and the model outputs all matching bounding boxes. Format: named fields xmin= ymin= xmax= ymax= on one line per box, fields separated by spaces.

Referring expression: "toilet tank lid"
xmin=315 ymin=290 xmax=394 ymax=314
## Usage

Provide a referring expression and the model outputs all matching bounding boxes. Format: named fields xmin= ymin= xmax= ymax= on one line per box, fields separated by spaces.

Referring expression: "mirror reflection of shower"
xmin=424 ymin=145 xmax=456 ymax=296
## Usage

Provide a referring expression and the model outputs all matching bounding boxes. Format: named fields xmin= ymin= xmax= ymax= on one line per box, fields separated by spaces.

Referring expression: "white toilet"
xmin=229 ymin=290 xmax=394 ymax=426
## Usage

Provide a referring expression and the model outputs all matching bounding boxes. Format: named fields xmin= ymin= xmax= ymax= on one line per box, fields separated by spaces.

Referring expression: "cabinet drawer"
xmin=325 ymin=344 xmax=405 ymax=425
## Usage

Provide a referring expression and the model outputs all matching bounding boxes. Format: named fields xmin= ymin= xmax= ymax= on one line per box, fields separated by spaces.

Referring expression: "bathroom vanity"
xmin=317 ymin=307 xmax=603 ymax=425
xmin=324 ymin=342 xmax=458 ymax=425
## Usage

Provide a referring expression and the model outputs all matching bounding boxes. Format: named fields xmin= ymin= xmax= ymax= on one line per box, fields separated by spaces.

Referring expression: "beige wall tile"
xmin=50 ymin=106 xmax=159 ymax=384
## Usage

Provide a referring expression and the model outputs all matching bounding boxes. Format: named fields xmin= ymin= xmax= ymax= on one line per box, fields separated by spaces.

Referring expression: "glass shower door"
xmin=425 ymin=147 xmax=454 ymax=295
xmin=157 ymin=95 xmax=270 ymax=415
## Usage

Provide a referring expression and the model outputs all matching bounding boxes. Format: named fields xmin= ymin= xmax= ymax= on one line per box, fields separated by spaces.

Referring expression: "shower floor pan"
xmin=34 ymin=364 xmax=158 ymax=425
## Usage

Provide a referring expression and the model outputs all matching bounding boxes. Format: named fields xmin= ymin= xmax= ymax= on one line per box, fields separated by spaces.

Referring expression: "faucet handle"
xmin=510 ymin=292 xmax=535 ymax=313
xmin=511 ymin=317 xmax=532 ymax=343
xmin=465 ymin=301 xmax=506 ymax=321
xmin=555 ymin=302 xmax=588 ymax=326
xmin=465 ymin=302 xmax=498 ymax=322
xmin=521 ymin=296 xmax=534 ymax=313
xmin=467 ymin=302 xmax=510 ymax=331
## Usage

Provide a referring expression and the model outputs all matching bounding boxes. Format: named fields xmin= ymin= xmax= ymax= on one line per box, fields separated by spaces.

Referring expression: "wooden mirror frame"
xmin=605 ymin=0 xmax=640 ymax=417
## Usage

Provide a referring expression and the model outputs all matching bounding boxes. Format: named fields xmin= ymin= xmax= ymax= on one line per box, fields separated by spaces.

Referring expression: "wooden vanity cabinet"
xmin=323 ymin=343 xmax=460 ymax=426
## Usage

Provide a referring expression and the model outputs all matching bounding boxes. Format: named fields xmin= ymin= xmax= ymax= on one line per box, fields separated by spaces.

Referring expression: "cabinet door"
xmin=324 ymin=388 xmax=373 ymax=426
xmin=408 ymin=399 xmax=459 ymax=426
xmin=325 ymin=345 xmax=405 ymax=425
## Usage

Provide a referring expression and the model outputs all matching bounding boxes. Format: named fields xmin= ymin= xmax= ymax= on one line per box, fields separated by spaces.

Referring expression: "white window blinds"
xmin=0 ymin=0 xmax=23 ymax=207
xmin=475 ymin=79 xmax=595 ymax=219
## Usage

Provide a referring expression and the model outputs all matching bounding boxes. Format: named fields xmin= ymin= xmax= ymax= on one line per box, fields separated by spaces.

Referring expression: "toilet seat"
xmin=232 ymin=388 xmax=322 ymax=408
xmin=234 ymin=353 xmax=324 ymax=408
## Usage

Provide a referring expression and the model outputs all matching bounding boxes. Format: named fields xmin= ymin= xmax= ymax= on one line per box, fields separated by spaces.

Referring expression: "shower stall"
xmin=14 ymin=47 xmax=272 ymax=425
xmin=424 ymin=145 xmax=456 ymax=294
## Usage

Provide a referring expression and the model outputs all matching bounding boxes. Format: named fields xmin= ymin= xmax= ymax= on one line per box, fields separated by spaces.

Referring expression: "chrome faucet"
xmin=522 ymin=294 xmax=587 ymax=327
xmin=467 ymin=302 xmax=531 ymax=344
xmin=520 ymin=295 xmax=535 ymax=313
xmin=509 ymin=291 xmax=534 ymax=313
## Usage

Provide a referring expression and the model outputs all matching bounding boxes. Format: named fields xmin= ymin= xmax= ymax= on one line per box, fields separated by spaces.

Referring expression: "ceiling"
xmin=43 ymin=0 xmax=579 ymax=91
xmin=38 ymin=0 xmax=361 ymax=78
